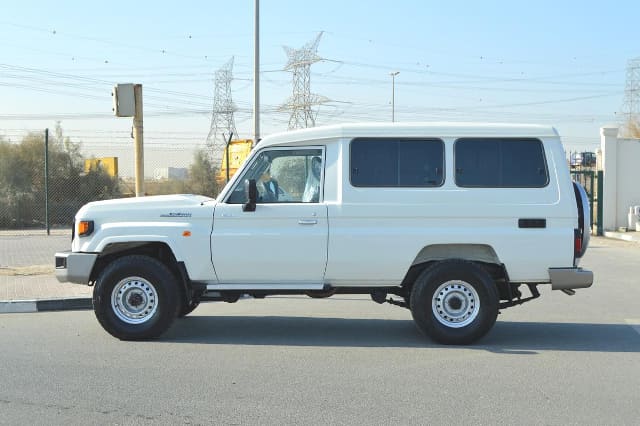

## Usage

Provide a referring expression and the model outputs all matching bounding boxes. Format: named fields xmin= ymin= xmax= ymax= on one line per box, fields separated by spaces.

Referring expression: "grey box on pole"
xmin=112 ymin=84 xmax=135 ymax=117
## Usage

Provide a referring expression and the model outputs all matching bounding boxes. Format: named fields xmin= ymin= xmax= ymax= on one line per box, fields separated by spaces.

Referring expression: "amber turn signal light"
xmin=78 ymin=220 xmax=94 ymax=237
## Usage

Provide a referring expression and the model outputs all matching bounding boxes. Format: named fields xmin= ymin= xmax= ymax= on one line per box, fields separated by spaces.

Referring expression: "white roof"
xmin=256 ymin=122 xmax=559 ymax=148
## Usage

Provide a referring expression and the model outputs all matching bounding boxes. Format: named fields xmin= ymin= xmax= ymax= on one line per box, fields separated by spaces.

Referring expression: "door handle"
xmin=298 ymin=219 xmax=318 ymax=225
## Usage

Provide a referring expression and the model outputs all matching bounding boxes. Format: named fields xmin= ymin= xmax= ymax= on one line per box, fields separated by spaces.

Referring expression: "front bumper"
xmin=548 ymin=267 xmax=593 ymax=290
xmin=55 ymin=251 xmax=98 ymax=284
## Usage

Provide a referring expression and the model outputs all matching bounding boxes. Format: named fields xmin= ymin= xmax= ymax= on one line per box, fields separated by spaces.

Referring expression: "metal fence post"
xmin=44 ymin=128 xmax=50 ymax=235
xmin=226 ymin=132 xmax=233 ymax=183
xmin=597 ymin=170 xmax=603 ymax=236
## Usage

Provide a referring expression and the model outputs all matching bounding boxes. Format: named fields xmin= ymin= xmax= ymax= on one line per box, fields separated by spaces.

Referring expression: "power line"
xmin=0 ymin=21 xmax=222 ymax=62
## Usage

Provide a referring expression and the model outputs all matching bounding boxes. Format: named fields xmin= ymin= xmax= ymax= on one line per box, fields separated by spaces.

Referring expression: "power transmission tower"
xmin=205 ymin=57 xmax=238 ymax=165
xmin=282 ymin=32 xmax=329 ymax=129
xmin=621 ymin=57 xmax=640 ymax=133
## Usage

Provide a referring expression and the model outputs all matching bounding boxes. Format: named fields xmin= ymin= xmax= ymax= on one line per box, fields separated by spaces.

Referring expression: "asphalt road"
xmin=1 ymin=237 xmax=639 ymax=425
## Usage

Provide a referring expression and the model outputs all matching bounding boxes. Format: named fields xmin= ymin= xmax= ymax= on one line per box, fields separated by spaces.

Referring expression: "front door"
xmin=211 ymin=147 xmax=327 ymax=284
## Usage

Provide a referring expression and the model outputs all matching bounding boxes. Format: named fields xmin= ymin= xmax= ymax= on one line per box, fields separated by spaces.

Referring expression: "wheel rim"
xmin=111 ymin=277 xmax=158 ymax=325
xmin=432 ymin=280 xmax=480 ymax=328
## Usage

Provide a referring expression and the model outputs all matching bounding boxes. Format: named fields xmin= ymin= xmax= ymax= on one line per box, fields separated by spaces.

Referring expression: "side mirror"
xmin=242 ymin=179 xmax=257 ymax=212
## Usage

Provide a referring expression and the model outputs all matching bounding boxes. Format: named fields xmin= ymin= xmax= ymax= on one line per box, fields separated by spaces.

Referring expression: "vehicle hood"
xmin=71 ymin=194 xmax=217 ymax=253
xmin=76 ymin=194 xmax=216 ymax=221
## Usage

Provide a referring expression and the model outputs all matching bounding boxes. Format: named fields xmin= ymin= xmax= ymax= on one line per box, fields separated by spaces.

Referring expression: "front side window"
xmin=454 ymin=138 xmax=548 ymax=188
xmin=226 ymin=148 xmax=323 ymax=204
xmin=350 ymin=138 xmax=444 ymax=187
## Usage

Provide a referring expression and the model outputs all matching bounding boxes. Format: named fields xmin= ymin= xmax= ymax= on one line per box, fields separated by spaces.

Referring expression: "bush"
xmin=0 ymin=130 xmax=120 ymax=229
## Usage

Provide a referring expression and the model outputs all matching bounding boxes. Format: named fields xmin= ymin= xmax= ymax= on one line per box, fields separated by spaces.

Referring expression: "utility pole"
xmin=253 ymin=0 xmax=260 ymax=146
xmin=133 ymin=84 xmax=144 ymax=197
xmin=113 ymin=83 xmax=144 ymax=196
xmin=390 ymin=71 xmax=399 ymax=122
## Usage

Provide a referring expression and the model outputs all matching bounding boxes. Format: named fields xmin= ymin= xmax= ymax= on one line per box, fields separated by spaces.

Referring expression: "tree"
xmin=186 ymin=149 xmax=218 ymax=197
xmin=622 ymin=118 xmax=640 ymax=138
xmin=0 ymin=133 xmax=50 ymax=227
xmin=0 ymin=128 xmax=120 ymax=228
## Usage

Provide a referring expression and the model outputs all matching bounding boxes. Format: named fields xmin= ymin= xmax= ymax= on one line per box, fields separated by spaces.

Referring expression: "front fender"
xmin=76 ymin=222 xmax=216 ymax=281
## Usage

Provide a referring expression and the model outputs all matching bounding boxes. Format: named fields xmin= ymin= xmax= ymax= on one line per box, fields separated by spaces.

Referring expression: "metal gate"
xmin=571 ymin=170 xmax=603 ymax=235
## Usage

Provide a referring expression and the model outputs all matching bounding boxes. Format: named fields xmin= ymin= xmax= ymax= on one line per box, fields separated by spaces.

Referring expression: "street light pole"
xmin=253 ymin=0 xmax=260 ymax=146
xmin=390 ymin=71 xmax=399 ymax=122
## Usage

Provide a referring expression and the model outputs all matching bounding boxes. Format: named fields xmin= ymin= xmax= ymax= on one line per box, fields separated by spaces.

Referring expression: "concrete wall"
xmin=616 ymin=138 xmax=640 ymax=228
xmin=601 ymin=126 xmax=640 ymax=230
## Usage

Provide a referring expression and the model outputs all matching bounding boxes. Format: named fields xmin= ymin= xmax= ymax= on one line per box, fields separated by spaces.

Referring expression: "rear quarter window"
xmin=454 ymin=138 xmax=549 ymax=188
xmin=350 ymin=138 xmax=445 ymax=187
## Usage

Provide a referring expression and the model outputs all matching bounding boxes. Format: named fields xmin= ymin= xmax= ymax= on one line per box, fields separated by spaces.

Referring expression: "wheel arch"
xmin=90 ymin=242 xmax=191 ymax=306
xmin=412 ymin=244 xmax=501 ymax=266
xmin=402 ymin=244 xmax=506 ymax=296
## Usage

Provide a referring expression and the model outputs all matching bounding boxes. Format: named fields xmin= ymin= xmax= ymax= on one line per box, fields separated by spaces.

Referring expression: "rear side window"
xmin=455 ymin=138 xmax=548 ymax=187
xmin=350 ymin=138 xmax=444 ymax=187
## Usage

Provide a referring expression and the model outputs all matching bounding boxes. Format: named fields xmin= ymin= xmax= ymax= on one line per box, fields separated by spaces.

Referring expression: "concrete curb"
xmin=0 ymin=297 xmax=92 ymax=314
xmin=604 ymin=231 xmax=640 ymax=243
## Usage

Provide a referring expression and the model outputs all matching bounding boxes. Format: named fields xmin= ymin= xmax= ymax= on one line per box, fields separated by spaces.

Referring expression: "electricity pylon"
xmin=282 ymin=32 xmax=328 ymax=129
xmin=205 ymin=57 xmax=238 ymax=164
xmin=621 ymin=57 xmax=640 ymax=135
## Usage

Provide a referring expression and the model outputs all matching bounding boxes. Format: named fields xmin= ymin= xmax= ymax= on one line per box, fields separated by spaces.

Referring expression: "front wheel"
xmin=410 ymin=260 xmax=499 ymax=345
xmin=93 ymin=255 xmax=180 ymax=340
xmin=178 ymin=290 xmax=203 ymax=318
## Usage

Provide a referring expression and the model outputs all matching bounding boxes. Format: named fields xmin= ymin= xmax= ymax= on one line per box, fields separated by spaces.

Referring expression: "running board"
xmin=205 ymin=283 xmax=325 ymax=291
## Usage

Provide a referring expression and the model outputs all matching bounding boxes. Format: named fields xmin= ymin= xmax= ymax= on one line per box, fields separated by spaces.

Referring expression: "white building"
xmin=154 ymin=167 xmax=188 ymax=181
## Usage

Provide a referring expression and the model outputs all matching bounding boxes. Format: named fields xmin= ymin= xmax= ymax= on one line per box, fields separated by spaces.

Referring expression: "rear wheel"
xmin=305 ymin=289 xmax=337 ymax=299
xmin=93 ymin=255 xmax=179 ymax=340
xmin=410 ymin=259 xmax=499 ymax=345
xmin=573 ymin=181 xmax=591 ymax=258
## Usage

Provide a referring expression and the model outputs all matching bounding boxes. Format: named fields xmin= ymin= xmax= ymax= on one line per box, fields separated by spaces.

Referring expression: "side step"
xmin=205 ymin=283 xmax=325 ymax=291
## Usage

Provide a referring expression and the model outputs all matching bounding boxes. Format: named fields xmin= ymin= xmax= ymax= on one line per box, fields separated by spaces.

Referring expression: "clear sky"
xmin=1 ymin=0 xmax=638 ymax=175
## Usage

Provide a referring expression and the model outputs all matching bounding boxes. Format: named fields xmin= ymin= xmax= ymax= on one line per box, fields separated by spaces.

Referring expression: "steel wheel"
xmin=410 ymin=259 xmax=499 ymax=344
xmin=94 ymin=255 xmax=179 ymax=340
xmin=111 ymin=276 xmax=159 ymax=325
xmin=432 ymin=280 xmax=480 ymax=328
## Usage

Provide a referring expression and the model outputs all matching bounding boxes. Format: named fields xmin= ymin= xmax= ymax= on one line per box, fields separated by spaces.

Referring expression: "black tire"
xmin=93 ymin=255 xmax=180 ymax=340
xmin=305 ymin=289 xmax=337 ymax=299
xmin=410 ymin=259 xmax=499 ymax=345
xmin=573 ymin=181 xmax=591 ymax=257
xmin=177 ymin=291 xmax=202 ymax=318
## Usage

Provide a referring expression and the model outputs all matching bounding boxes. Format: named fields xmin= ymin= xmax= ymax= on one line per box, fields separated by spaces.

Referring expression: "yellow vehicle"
xmin=84 ymin=157 xmax=118 ymax=177
xmin=216 ymin=139 xmax=253 ymax=187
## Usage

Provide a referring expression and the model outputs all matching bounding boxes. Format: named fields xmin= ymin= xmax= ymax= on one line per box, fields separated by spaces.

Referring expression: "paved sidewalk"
xmin=603 ymin=230 xmax=640 ymax=243
xmin=1 ymin=232 xmax=92 ymax=313
xmin=0 ymin=274 xmax=92 ymax=312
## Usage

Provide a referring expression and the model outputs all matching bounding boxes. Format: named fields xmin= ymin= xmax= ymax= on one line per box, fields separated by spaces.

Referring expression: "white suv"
xmin=55 ymin=123 xmax=592 ymax=344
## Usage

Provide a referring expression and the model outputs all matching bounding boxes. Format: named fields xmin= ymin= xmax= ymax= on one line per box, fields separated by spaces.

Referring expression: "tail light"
xmin=574 ymin=228 xmax=582 ymax=261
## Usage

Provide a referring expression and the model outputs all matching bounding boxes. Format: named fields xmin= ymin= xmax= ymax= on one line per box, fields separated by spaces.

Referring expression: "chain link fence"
xmin=0 ymin=131 xmax=219 ymax=232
